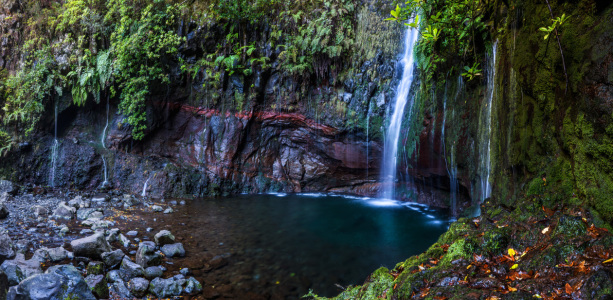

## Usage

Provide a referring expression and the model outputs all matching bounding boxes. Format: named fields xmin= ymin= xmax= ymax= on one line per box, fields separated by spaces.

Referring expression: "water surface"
xmin=159 ymin=194 xmax=449 ymax=299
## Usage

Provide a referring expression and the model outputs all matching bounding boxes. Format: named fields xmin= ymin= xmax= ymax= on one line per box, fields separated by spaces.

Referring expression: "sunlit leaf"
xmin=508 ymin=248 xmax=516 ymax=257
xmin=510 ymin=264 xmax=518 ymax=270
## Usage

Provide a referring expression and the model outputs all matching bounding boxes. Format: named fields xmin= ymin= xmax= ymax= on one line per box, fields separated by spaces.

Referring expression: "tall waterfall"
xmin=380 ymin=26 xmax=419 ymax=199
xmin=49 ymin=104 xmax=59 ymax=187
xmin=478 ymin=42 xmax=497 ymax=204
xmin=101 ymin=96 xmax=109 ymax=186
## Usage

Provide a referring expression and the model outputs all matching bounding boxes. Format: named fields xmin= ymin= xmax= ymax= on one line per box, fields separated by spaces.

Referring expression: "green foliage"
xmin=461 ymin=62 xmax=482 ymax=81
xmin=0 ymin=130 xmax=12 ymax=157
xmin=539 ymin=13 xmax=569 ymax=40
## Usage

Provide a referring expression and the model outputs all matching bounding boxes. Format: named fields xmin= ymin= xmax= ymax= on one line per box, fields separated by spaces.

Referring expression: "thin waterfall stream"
xmin=101 ymin=96 xmax=109 ymax=186
xmin=478 ymin=42 xmax=498 ymax=210
xmin=49 ymin=104 xmax=59 ymax=187
xmin=379 ymin=25 xmax=419 ymax=199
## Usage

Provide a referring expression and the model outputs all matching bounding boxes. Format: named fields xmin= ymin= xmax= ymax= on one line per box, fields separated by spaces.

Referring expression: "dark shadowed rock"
xmin=161 ymin=243 xmax=185 ymax=258
xmin=85 ymin=274 xmax=109 ymax=299
xmin=154 ymin=230 xmax=175 ymax=246
xmin=70 ymin=232 xmax=111 ymax=259
xmin=101 ymin=249 xmax=125 ymax=268
xmin=0 ymin=204 xmax=9 ymax=219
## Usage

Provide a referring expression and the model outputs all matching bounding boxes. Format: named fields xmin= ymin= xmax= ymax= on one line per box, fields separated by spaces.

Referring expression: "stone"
xmin=209 ymin=254 xmax=228 ymax=269
xmin=0 ymin=192 xmax=12 ymax=203
xmin=184 ymin=276 xmax=203 ymax=294
xmin=70 ymin=232 xmax=111 ymax=259
xmin=152 ymin=205 xmax=163 ymax=212
xmin=47 ymin=247 xmax=70 ymax=262
xmin=0 ymin=204 xmax=9 ymax=219
xmin=154 ymin=230 xmax=175 ymax=246
xmin=0 ymin=271 xmax=8 ymax=300
xmin=51 ymin=202 xmax=76 ymax=220
xmin=85 ymin=274 xmax=109 ymax=299
xmin=106 ymin=228 xmax=120 ymax=243
xmin=144 ymin=266 xmax=164 ymax=280
xmin=119 ymin=257 xmax=144 ymax=281
xmin=77 ymin=208 xmax=98 ymax=220
xmin=128 ymin=277 xmax=149 ymax=297
xmin=106 ymin=270 xmax=122 ymax=283
xmin=119 ymin=233 xmax=130 ymax=248
xmin=164 ymin=207 xmax=174 ymax=214
xmin=110 ymin=279 xmax=132 ymax=299
xmin=7 ymin=264 xmax=95 ymax=300
xmin=88 ymin=211 xmax=103 ymax=219
xmin=0 ymin=230 xmax=15 ymax=263
xmin=101 ymin=249 xmax=125 ymax=268
xmin=161 ymin=243 xmax=185 ymax=258
xmin=0 ymin=253 xmax=42 ymax=285
xmin=180 ymin=268 xmax=190 ymax=275
xmin=126 ymin=230 xmax=138 ymax=237
xmin=33 ymin=205 xmax=48 ymax=217
xmin=87 ymin=261 xmax=104 ymax=275
xmin=136 ymin=241 xmax=162 ymax=268
xmin=0 ymin=180 xmax=16 ymax=195
xmin=149 ymin=276 xmax=185 ymax=298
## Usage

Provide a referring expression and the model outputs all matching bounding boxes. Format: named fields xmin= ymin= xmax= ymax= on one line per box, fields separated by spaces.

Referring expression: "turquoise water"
xmin=169 ymin=194 xmax=450 ymax=299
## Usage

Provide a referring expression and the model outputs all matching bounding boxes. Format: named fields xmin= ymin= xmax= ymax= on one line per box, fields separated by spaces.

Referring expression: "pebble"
xmin=126 ymin=231 xmax=138 ymax=237
xmin=163 ymin=208 xmax=174 ymax=214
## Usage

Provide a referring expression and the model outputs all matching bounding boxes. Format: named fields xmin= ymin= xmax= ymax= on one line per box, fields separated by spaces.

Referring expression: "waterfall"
xmin=366 ymin=103 xmax=371 ymax=180
xmin=478 ymin=42 xmax=498 ymax=204
xmin=50 ymin=104 xmax=59 ymax=187
xmin=142 ymin=174 xmax=153 ymax=197
xmin=442 ymin=76 xmax=463 ymax=218
xmin=101 ymin=96 xmax=109 ymax=186
xmin=379 ymin=26 xmax=419 ymax=199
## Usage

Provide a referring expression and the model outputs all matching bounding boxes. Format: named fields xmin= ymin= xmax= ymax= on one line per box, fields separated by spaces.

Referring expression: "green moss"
xmin=554 ymin=216 xmax=587 ymax=239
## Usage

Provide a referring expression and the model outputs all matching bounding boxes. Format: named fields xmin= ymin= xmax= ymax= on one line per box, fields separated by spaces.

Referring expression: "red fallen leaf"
xmin=542 ymin=206 xmax=555 ymax=217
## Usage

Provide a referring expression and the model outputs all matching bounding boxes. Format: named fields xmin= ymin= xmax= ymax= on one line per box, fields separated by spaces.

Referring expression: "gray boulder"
xmin=68 ymin=196 xmax=90 ymax=208
xmin=128 ymin=277 xmax=149 ymax=297
xmin=149 ymin=276 xmax=185 ymax=298
xmin=7 ymin=264 xmax=95 ymax=300
xmin=51 ymin=202 xmax=76 ymax=220
xmin=85 ymin=274 xmax=108 ymax=299
xmin=106 ymin=270 xmax=122 ymax=283
xmin=0 ymin=192 xmax=12 ymax=203
xmin=152 ymin=205 xmax=163 ymax=212
xmin=109 ymin=279 xmax=131 ymax=299
xmin=101 ymin=249 xmax=125 ymax=268
xmin=154 ymin=230 xmax=175 ymax=246
xmin=0 ymin=230 xmax=15 ymax=263
xmin=32 ymin=247 xmax=71 ymax=263
xmin=161 ymin=243 xmax=186 ymax=258
xmin=32 ymin=206 xmax=48 ymax=217
xmin=70 ymin=232 xmax=111 ymax=259
xmin=0 ymin=253 xmax=42 ymax=285
xmin=0 ymin=180 xmax=16 ymax=195
xmin=144 ymin=266 xmax=164 ymax=280
xmin=136 ymin=241 xmax=162 ymax=268
xmin=76 ymin=208 xmax=98 ymax=220
xmin=119 ymin=257 xmax=144 ymax=281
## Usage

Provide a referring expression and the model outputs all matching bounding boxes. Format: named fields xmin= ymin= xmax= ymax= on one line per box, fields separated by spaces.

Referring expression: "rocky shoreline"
xmin=0 ymin=179 xmax=203 ymax=299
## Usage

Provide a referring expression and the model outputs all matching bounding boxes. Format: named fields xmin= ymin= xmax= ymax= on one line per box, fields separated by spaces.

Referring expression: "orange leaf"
xmin=565 ymin=283 xmax=573 ymax=294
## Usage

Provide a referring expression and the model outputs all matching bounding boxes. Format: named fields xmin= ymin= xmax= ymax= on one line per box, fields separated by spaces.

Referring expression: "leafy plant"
xmin=539 ymin=13 xmax=569 ymax=40
xmin=461 ymin=63 xmax=482 ymax=81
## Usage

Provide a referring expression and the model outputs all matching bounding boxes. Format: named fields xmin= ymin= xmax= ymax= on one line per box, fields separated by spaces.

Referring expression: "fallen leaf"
xmin=508 ymin=286 xmax=517 ymax=292
xmin=510 ymin=264 xmax=519 ymax=270
xmin=508 ymin=248 xmax=516 ymax=257
xmin=542 ymin=227 xmax=549 ymax=234
xmin=565 ymin=283 xmax=573 ymax=294
xmin=603 ymin=258 xmax=613 ymax=264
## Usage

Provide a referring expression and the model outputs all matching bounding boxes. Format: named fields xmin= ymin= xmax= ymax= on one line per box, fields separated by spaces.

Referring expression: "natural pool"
xmin=151 ymin=194 xmax=450 ymax=299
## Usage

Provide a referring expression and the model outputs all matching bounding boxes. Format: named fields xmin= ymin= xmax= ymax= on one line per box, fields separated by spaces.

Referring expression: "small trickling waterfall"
xmin=49 ymin=104 xmax=59 ymax=187
xmin=442 ymin=76 xmax=463 ymax=217
xmin=366 ymin=103 xmax=371 ymax=179
xmin=379 ymin=26 xmax=419 ymax=199
xmin=478 ymin=42 xmax=498 ymax=204
xmin=142 ymin=174 xmax=152 ymax=197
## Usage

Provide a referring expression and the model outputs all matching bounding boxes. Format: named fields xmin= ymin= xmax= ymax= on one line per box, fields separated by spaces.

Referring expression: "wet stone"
xmin=128 ymin=277 xmax=149 ymax=297
xmin=149 ymin=276 xmax=185 ymax=298
xmin=87 ymin=261 xmax=104 ymax=275
xmin=0 ymin=253 xmax=42 ymax=285
xmin=119 ymin=257 xmax=144 ymax=281
xmin=154 ymin=230 xmax=175 ymax=246
xmin=70 ymin=232 xmax=111 ymax=259
xmin=136 ymin=241 xmax=162 ymax=268
xmin=110 ymin=279 xmax=132 ymax=299
xmin=184 ymin=277 xmax=203 ymax=294
xmin=161 ymin=243 xmax=185 ymax=258
xmin=101 ymin=249 xmax=125 ymax=268
xmin=106 ymin=270 xmax=122 ymax=283
xmin=144 ymin=266 xmax=164 ymax=280
xmin=85 ymin=274 xmax=109 ymax=299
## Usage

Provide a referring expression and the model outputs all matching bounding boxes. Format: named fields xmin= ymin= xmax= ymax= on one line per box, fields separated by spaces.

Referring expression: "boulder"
xmin=70 ymin=232 xmax=111 ymax=259
xmin=68 ymin=196 xmax=90 ymax=208
xmin=136 ymin=241 xmax=162 ymax=268
xmin=0 ymin=192 xmax=12 ymax=203
xmin=32 ymin=205 xmax=48 ymax=217
xmin=106 ymin=228 xmax=120 ymax=243
xmin=0 ymin=180 xmax=16 ymax=195
xmin=32 ymin=247 xmax=70 ymax=263
xmin=7 ymin=264 xmax=95 ymax=300
xmin=76 ymin=208 xmax=99 ymax=220
xmin=184 ymin=276 xmax=203 ymax=294
xmin=161 ymin=243 xmax=186 ymax=258
xmin=51 ymin=202 xmax=76 ymax=220
xmin=106 ymin=270 xmax=122 ymax=283
xmin=144 ymin=266 xmax=164 ymax=280
xmin=149 ymin=276 xmax=185 ymax=298
xmin=86 ymin=261 xmax=104 ymax=275
xmin=152 ymin=205 xmax=163 ymax=212
xmin=119 ymin=257 xmax=144 ymax=281
xmin=0 ymin=253 xmax=42 ymax=285
xmin=0 ymin=271 xmax=8 ymax=300
xmin=101 ymin=249 xmax=125 ymax=268
xmin=0 ymin=230 xmax=15 ymax=263
xmin=109 ymin=279 xmax=132 ymax=299
xmin=85 ymin=274 xmax=109 ymax=299
xmin=128 ymin=277 xmax=149 ymax=297
xmin=154 ymin=230 xmax=175 ymax=246
xmin=119 ymin=233 xmax=130 ymax=248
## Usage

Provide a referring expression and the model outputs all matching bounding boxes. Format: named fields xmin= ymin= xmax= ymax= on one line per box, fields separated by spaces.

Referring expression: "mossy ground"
xmin=307 ymin=195 xmax=613 ymax=300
